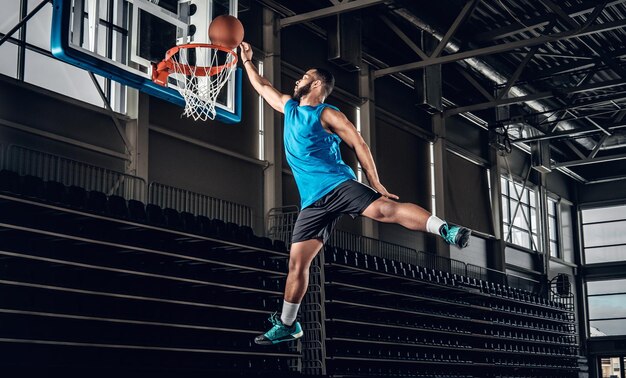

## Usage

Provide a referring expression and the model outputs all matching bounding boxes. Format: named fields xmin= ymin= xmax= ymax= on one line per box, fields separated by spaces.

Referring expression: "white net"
xmin=168 ymin=45 xmax=237 ymax=121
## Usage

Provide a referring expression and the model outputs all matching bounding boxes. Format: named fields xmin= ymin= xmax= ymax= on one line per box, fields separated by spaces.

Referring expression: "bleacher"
xmin=321 ymin=246 xmax=578 ymax=377
xmin=0 ymin=168 xmax=298 ymax=376
xmin=0 ymin=148 xmax=579 ymax=377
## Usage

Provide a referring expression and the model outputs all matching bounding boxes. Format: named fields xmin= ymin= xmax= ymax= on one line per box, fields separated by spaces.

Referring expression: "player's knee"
xmin=288 ymin=254 xmax=310 ymax=273
xmin=378 ymin=200 xmax=398 ymax=220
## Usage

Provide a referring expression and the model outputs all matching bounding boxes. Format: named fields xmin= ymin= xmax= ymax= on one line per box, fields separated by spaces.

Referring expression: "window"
xmin=582 ymin=204 xmax=626 ymax=264
xmin=501 ymin=175 xmax=540 ymax=251
xmin=2 ymin=0 xmax=126 ymax=113
xmin=430 ymin=142 xmax=436 ymax=215
xmin=257 ymin=60 xmax=264 ymax=160
xmin=356 ymin=107 xmax=363 ymax=182
xmin=587 ymin=279 xmax=626 ymax=337
xmin=548 ymin=197 xmax=560 ymax=258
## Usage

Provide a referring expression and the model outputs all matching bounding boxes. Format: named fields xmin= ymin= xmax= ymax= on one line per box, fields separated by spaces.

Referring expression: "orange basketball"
xmin=208 ymin=15 xmax=244 ymax=49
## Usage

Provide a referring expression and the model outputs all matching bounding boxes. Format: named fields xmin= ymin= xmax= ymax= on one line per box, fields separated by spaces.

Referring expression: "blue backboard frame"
xmin=50 ymin=0 xmax=241 ymax=124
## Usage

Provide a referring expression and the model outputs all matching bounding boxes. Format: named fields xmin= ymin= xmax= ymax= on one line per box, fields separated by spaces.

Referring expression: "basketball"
xmin=208 ymin=15 xmax=244 ymax=50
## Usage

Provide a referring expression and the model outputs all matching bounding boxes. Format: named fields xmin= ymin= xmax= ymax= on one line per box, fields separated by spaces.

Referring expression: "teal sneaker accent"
xmin=254 ymin=312 xmax=303 ymax=345
xmin=440 ymin=223 xmax=471 ymax=248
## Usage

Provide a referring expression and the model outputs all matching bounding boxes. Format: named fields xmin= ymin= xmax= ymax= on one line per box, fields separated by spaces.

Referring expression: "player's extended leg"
xmin=361 ymin=196 xmax=471 ymax=248
xmin=254 ymin=238 xmax=324 ymax=345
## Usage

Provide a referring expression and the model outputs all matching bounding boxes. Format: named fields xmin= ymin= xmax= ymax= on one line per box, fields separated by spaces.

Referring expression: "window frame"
xmin=547 ymin=194 xmax=562 ymax=259
xmin=500 ymin=175 xmax=541 ymax=252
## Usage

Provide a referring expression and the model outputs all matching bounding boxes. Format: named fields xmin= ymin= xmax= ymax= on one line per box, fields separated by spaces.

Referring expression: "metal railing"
xmin=148 ymin=182 xmax=253 ymax=227
xmin=267 ymin=205 xmax=300 ymax=243
xmin=328 ymin=229 xmax=418 ymax=263
xmin=5 ymin=145 xmax=146 ymax=201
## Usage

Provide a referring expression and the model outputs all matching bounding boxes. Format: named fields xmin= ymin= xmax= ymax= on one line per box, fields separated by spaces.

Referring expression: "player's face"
xmin=293 ymin=70 xmax=318 ymax=100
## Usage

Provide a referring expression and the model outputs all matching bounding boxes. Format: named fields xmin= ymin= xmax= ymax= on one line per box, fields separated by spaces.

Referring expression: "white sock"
xmin=280 ymin=300 xmax=300 ymax=326
xmin=426 ymin=215 xmax=446 ymax=235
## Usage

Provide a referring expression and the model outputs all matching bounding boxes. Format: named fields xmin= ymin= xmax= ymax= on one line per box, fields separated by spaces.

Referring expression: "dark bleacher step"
xmin=0 ymin=253 xmax=282 ymax=313
xmin=0 ymin=339 xmax=297 ymax=375
xmin=324 ymin=293 xmax=475 ymax=325
xmin=324 ymin=275 xmax=473 ymax=308
xmin=0 ymin=222 xmax=285 ymax=278
xmin=0 ymin=279 xmax=279 ymax=333
xmin=0 ymin=311 xmax=297 ymax=355
xmin=0 ymin=196 xmax=288 ymax=264
xmin=326 ymin=317 xmax=473 ymax=341
xmin=325 ymin=319 xmax=473 ymax=348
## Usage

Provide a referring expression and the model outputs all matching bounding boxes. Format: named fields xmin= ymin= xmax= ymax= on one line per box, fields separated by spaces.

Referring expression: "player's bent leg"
xmin=361 ymin=196 xmax=430 ymax=230
xmin=254 ymin=238 xmax=323 ymax=345
xmin=361 ymin=196 xmax=471 ymax=248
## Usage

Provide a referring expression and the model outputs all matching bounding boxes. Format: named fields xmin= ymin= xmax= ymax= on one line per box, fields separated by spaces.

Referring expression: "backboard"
xmin=51 ymin=0 xmax=241 ymax=123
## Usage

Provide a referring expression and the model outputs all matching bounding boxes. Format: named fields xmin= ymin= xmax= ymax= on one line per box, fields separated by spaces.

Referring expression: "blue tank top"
xmin=283 ymin=99 xmax=357 ymax=209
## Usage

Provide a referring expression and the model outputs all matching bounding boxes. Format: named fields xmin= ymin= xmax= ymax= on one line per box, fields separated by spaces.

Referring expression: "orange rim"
xmin=152 ymin=43 xmax=238 ymax=85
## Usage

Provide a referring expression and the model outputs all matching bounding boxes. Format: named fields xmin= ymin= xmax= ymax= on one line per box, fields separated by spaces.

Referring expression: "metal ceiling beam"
xmin=496 ymin=92 xmax=626 ymax=126
xmin=563 ymin=140 xmax=588 ymax=160
xmin=552 ymin=151 xmax=626 ymax=168
xmin=473 ymin=0 xmax=626 ymax=41
xmin=524 ymin=48 xmax=626 ymax=80
xmin=379 ymin=15 xmax=429 ymax=60
xmin=454 ymin=66 xmax=494 ymax=101
xmin=586 ymin=174 xmax=626 ymax=184
xmin=278 ymin=0 xmax=387 ymax=29
xmin=512 ymin=128 xmax=601 ymax=144
xmin=431 ymin=0 xmax=480 ymax=58
xmin=374 ymin=17 xmax=626 ymax=78
xmin=540 ymin=0 xmax=579 ymax=29
xmin=444 ymin=78 xmax=626 ymax=117
xmin=495 ymin=20 xmax=559 ymax=100
xmin=539 ymin=108 xmax=623 ymax=129
xmin=512 ymin=120 xmax=626 ymax=143
xmin=588 ymin=134 xmax=610 ymax=159
xmin=497 ymin=44 xmax=541 ymax=100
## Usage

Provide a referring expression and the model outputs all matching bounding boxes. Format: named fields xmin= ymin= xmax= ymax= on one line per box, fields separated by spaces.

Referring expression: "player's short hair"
xmin=312 ymin=68 xmax=335 ymax=98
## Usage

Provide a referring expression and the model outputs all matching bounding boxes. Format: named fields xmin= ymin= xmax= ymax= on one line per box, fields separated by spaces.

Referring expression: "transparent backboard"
xmin=51 ymin=0 xmax=241 ymax=123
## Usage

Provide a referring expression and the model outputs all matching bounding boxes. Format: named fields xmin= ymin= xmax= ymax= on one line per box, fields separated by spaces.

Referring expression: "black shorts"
xmin=291 ymin=179 xmax=382 ymax=245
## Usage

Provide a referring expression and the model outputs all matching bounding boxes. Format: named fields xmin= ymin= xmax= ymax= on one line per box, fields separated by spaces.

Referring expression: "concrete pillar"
xmin=125 ymin=88 xmax=150 ymax=200
xmin=262 ymin=8 xmax=284 ymax=230
xmin=359 ymin=65 xmax=379 ymax=239
xmin=432 ymin=113 xmax=450 ymax=259
xmin=488 ymin=148 xmax=506 ymax=272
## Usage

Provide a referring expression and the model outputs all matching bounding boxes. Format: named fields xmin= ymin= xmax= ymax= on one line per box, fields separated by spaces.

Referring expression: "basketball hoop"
xmin=152 ymin=43 xmax=238 ymax=121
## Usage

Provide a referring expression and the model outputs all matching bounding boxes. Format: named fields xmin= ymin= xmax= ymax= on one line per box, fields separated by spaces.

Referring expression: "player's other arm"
xmin=239 ymin=42 xmax=290 ymax=113
xmin=321 ymin=108 xmax=399 ymax=200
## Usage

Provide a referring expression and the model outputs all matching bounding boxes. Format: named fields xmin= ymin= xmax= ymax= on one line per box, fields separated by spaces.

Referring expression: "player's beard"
xmin=292 ymin=81 xmax=313 ymax=102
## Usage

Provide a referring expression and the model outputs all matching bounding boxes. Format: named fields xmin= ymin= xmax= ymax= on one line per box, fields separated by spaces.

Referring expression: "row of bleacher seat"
xmin=477 ymin=280 xmax=566 ymax=310
xmin=0 ymin=170 xmax=286 ymax=253
xmin=322 ymin=245 xmax=578 ymax=377
xmin=481 ymin=328 xmax=576 ymax=345
xmin=324 ymin=246 xmax=571 ymax=315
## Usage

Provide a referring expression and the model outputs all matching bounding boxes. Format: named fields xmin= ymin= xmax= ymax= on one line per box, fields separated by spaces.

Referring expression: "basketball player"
xmin=239 ymin=42 xmax=471 ymax=345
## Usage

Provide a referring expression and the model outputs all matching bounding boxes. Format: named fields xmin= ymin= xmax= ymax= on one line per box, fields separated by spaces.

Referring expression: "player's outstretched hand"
xmin=240 ymin=42 xmax=253 ymax=63
xmin=372 ymin=182 xmax=399 ymax=200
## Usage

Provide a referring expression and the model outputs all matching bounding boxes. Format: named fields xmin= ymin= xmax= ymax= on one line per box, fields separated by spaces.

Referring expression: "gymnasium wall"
xmin=0 ymin=77 xmax=127 ymax=173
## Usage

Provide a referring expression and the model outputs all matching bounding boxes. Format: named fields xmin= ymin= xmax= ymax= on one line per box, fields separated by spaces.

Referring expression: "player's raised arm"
xmin=239 ymin=42 xmax=291 ymax=113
